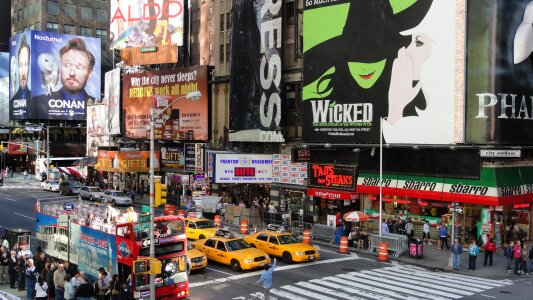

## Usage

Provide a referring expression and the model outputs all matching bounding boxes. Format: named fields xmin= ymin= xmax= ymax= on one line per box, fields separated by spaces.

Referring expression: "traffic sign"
xmin=63 ymin=202 xmax=75 ymax=214
xmin=141 ymin=238 xmax=159 ymax=248
xmin=133 ymin=222 xmax=150 ymax=231
xmin=450 ymin=207 xmax=463 ymax=214
xmin=142 ymin=205 xmax=150 ymax=213
xmin=58 ymin=214 xmax=69 ymax=226
xmin=139 ymin=214 xmax=151 ymax=223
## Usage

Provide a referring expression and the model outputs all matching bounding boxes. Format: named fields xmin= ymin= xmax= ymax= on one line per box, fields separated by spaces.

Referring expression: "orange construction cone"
xmin=240 ymin=219 xmax=249 ymax=234
xmin=339 ymin=236 xmax=349 ymax=254
xmin=214 ymin=214 xmax=221 ymax=227
xmin=302 ymin=229 xmax=311 ymax=245
xmin=377 ymin=242 xmax=389 ymax=262
xmin=253 ymin=226 xmax=257 ymax=234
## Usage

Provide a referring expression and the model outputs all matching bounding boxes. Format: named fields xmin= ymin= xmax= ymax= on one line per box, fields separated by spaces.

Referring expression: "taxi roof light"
xmin=215 ymin=229 xmax=233 ymax=238
xmin=266 ymin=224 xmax=285 ymax=233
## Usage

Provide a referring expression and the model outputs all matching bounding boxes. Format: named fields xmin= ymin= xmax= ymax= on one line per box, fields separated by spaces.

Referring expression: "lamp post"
xmin=46 ymin=126 xmax=50 ymax=180
xmin=148 ymin=91 xmax=201 ymax=299
xmin=379 ymin=117 xmax=383 ymax=236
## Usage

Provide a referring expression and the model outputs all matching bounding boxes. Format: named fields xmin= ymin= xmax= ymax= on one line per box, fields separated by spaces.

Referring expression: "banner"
xmin=95 ymin=150 xmax=160 ymax=173
xmin=302 ymin=0 xmax=456 ymax=144
xmin=87 ymin=105 xmax=110 ymax=158
xmin=123 ymin=66 xmax=209 ymax=141
xmin=308 ymin=164 xmax=357 ymax=191
xmin=110 ymin=0 xmax=185 ymax=50
xmin=228 ymin=0 xmax=284 ymax=143
xmin=272 ymin=154 xmax=307 ymax=186
xmin=161 ymin=145 xmax=185 ymax=169
xmin=104 ymin=68 xmax=121 ymax=135
xmin=466 ymin=0 xmax=533 ymax=144
xmin=9 ymin=30 xmax=101 ymax=120
xmin=0 ymin=52 xmax=7 ymax=124
xmin=213 ymin=153 xmax=273 ymax=183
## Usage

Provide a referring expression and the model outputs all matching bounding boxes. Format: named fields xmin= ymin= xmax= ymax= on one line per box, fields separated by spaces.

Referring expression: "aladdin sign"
xmin=308 ymin=164 xmax=357 ymax=191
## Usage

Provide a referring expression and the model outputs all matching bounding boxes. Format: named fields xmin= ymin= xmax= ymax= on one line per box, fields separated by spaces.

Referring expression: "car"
xmin=78 ymin=186 xmax=104 ymax=202
xmin=243 ymin=224 xmax=320 ymax=263
xmin=101 ymin=190 xmax=133 ymax=206
xmin=187 ymin=241 xmax=207 ymax=273
xmin=184 ymin=218 xmax=218 ymax=240
xmin=41 ymin=180 xmax=60 ymax=192
xmin=193 ymin=229 xmax=271 ymax=271
xmin=59 ymin=181 xmax=82 ymax=195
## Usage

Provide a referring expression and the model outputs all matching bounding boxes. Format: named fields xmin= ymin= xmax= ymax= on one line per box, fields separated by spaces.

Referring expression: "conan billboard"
xmin=466 ymin=0 xmax=533 ymax=144
xmin=122 ymin=66 xmax=209 ymax=141
xmin=302 ymin=0 xmax=456 ymax=144
xmin=9 ymin=30 xmax=101 ymax=120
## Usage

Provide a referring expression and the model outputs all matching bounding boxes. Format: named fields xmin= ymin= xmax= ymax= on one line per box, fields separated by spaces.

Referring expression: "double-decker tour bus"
xmin=35 ymin=199 xmax=189 ymax=299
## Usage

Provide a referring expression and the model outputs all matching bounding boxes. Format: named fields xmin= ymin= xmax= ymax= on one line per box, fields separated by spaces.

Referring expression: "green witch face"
xmin=348 ymin=59 xmax=387 ymax=89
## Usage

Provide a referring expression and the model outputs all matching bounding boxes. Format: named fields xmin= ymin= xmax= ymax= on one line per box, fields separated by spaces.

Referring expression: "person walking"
xmin=468 ymin=239 xmax=479 ymax=270
xmin=483 ymin=238 xmax=496 ymax=266
xmin=422 ymin=220 xmax=432 ymax=245
xmin=35 ymin=275 xmax=48 ymax=300
xmin=405 ymin=219 xmax=414 ymax=238
xmin=514 ymin=240 xmax=523 ymax=275
xmin=450 ymin=238 xmax=463 ymax=271
xmin=0 ymin=245 xmax=9 ymax=284
xmin=521 ymin=242 xmax=529 ymax=275
xmin=255 ymin=258 xmax=277 ymax=300
xmin=439 ymin=224 xmax=449 ymax=250
xmin=505 ymin=241 xmax=514 ymax=273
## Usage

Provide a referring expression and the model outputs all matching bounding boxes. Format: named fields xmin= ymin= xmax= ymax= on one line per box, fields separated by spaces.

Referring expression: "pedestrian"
xmin=129 ymin=188 xmax=136 ymax=203
xmin=63 ymin=274 xmax=75 ymax=300
xmin=8 ymin=250 xmax=17 ymax=289
xmin=96 ymin=273 xmax=109 ymax=300
xmin=468 ymin=239 xmax=479 ymax=270
xmin=109 ymin=274 xmax=120 ymax=300
xmin=381 ymin=220 xmax=389 ymax=234
xmin=118 ymin=283 xmax=132 ymax=300
xmin=70 ymin=271 xmax=81 ymax=292
xmin=74 ymin=274 xmax=94 ymax=300
xmin=23 ymin=170 xmax=27 ymax=180
xmin=17 ymin=255 xmax=26 ymax=291
xmin=405 ymin=218 xmax=414 ymax=238
xmin=2 ymin=235 xmax=9 ymax=251
xmin=450 ymin=238 xmax=463 ymax=271
xmin=35 ymin=275 xmax=49 ymax=300
xmin=46 ymin=263 xmax=56 ymax=300
xmin=54 ymin=263 xmax=67 ymax=300
xmin=35 ymin=252 xmax=46 ymax=275
xmin=483 ymin=238 xmax=496 ymax=266
xmin=0 ymin=245 xmax=9 ymax=284
xmin=255 ymin=258 xmax=277 ymax=300
xmin=521 ymin=242 xmax=529 ymax=275
xmin=504 ymin=241 xmax=514 ymax=273
xmin=439 ymin=224 xmax=449 ymax=250
xmin=514 ymin=240 xmax=522 ymax=274
xmin=422 ymin=220 xmax=432 ymax=245
xmin=24 ymin=258 xmax=39 ymax=300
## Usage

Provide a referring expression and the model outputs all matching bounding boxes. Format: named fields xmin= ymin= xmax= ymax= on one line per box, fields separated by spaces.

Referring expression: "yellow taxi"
xmin=187 ymin=241 xmax=207 ymax=273
xmin=244 ymin=224 xmax=320 ymax=263
xmin=193 ymin=229 xmax=271 ymax=271
xmin=184 ymin=218 xmax=218 ymax=240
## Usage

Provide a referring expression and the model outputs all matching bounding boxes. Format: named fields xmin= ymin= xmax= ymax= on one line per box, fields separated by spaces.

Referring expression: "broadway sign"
xmin=308 ymin=164 xmax=357 ymax=191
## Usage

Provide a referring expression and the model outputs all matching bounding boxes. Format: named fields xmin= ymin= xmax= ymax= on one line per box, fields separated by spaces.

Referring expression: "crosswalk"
xmin=235 ymin=265 xmax=513 ymax=300
xmin=0 ymin=184 xmax=41 ymax=190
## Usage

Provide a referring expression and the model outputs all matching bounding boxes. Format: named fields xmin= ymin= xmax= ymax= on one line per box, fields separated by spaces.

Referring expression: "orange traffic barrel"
xmin=240 ymin=219 xmax=249 ymax=234
xmin=378 ymin=242 xmax=389 ymax=262
xmin=214 ymin=214 xmax=221 ymax=227
xmin=302 ymin=229 xmax=311 ymax=245
xmin=339 ymin=236 xmax=349 ymax=253
xmin=177 ymin=210 xmax=185 ymax=218
xmin=188 ymin=212 xmax=196 ymax=218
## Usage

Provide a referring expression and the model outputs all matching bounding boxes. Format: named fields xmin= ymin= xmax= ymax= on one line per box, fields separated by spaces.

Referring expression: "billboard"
xmin=94 ymin=150 xmax=161 ymax=173
xmin=228 ymin=0 xmax=284 ymax=143
xmin=308 ymin=164 xmax=358 ymax=191
xmin=161 ymin=145 xmax=185 ymax=169
xmin=87 ymin=105 xmax=110 ymax=158
xmin=123 ymin=66 xmax=209 ymax=141
xmin=104 ymin=68 xmax=121 ymax=135
xmin=0 ymin=52 xmax=8 ymax=124
xmin=213 ymin=153 xmax=273 ymax=183
xmin=110 ymin=0 xmax=185 ymax=49
xmin=466 ymin=0 xmax=533 ymax=144
xmin=9 ymin=30 xmax=101 ymax=120
xmin=302 ymin=0 xmax=456 ymax=144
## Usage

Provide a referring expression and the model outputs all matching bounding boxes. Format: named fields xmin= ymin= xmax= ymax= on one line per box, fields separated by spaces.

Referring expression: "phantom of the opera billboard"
xmin=9 ymin=30 xmax=101 ymax=120
xmin=466 ymin=0 xmax=533 ymax=144
xmin=302 ymin=0 xmax=456 ymax=144
xmin=123 ymin=66 xmax=209 ymax=141
xmin=109 ymin=0 xmax=185 ymax=49
xmin=228 ymin=0 xmax=284 ymax=143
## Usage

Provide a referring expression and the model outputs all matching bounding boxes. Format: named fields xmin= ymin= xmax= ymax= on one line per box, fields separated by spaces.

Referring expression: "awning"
xmin=307 ymin=188 xmax=357 ymax=201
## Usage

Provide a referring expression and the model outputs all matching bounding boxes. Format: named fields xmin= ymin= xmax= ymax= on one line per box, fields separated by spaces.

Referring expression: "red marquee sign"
xmin=308 ymin=164 xmax=357 ymax=191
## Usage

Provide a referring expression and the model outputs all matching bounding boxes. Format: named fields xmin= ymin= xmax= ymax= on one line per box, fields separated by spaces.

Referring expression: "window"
xmin=96 ymin=29 xmax=107 ymax=41
xmin=80 ymin=26 xmax=92 ymax=36
xmin=34 ymin=22 xmax=40 ymax=30
xmin=285 ymin=1 xmax=295 ymax=26
xmin=216 ymin=242 xmax=226 ymax=251
xmin=96 ymin=8 xmax=107 ymax=22
xmin=204 ymin=239 xmax=216 ymax=248
xmin=64 ymin=4 xmax=76 ymax=18
xmin=227 ymin=13 xmax=231 ymax=29
xmin=219 ymin=44 xmax=224 ymax=63
xmin=64 ymin=24 xmax=75 ymax=35
xmin=81 ymin=6 xmax=92 ymax=20
xmin=269 ymin=236 xmax=279 ymax=245
xmin=226 ymin=44 xmax=230 ymax=64
xmin=257 ymin=234 xmax=268 ymax=242
xmin=220 ymin=14 xmax=225 ymax=30
xmin=47 ymin=0 xmax=59 ymax=15
xmin=187 ymin=222 xmax=196 ymax=229
xmin=46 ymin=22 xmax=59 ymax=32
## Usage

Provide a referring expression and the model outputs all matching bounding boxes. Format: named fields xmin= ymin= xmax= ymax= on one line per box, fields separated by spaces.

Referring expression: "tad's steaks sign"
xmin=308 ymin=164 xmax=357 ymax=191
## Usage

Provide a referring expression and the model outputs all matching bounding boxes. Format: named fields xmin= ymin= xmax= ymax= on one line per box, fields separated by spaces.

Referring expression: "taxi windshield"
xmin=195 ymin=220 xmax=215 ymax=229
xmin=278 ymin=234 xmax=300 ymax=245
xmin=187 ymin=241 xmax=194 ymax=250
xmin=226 ymin=239 xmax=252 ymax=251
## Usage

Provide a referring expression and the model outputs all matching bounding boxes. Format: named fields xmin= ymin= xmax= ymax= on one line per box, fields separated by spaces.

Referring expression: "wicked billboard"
xmin=122 ymin=66 xmax=209 ymax=141
xmin=9 ymin=30 xmax=101 ymax=120
xmin=466 ymin=0 xmax=533 ymax=144
xmin=302 ymin=0 xmax=456 ymax=144
xmin=228 ymin=0 xmax=284 ymax=143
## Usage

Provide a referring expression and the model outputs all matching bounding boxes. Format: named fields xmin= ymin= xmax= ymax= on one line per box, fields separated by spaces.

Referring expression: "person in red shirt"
xmin=483 ymin=238 xmax=496 ymax=266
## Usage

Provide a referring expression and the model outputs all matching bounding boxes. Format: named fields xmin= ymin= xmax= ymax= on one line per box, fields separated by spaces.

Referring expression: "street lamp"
xmin=379 ymin=118 xmax=383 ymax=236
xmin=148 ymin=91 xmax=201 ymax=299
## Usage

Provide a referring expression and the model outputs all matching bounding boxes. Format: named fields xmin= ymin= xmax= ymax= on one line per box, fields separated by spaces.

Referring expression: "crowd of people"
xmin=0 ymin=237 xmax=133 ymax=300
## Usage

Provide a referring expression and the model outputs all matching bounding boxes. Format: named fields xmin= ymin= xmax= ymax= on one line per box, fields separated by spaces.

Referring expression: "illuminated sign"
xmin=234 ymin=167 xmax=256 ymax=177
xmin=214 ymin=153 xmax=273 ymax=183
xmin=308 ymin=164 xmax=357 ymax=191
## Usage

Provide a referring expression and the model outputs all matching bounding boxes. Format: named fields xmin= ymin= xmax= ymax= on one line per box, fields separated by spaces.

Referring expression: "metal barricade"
xmin=368 ymin=233 xmax=409 ymax=257
xmin=291 ymin=221 xmax=312 ymax=237
xmin=311 ymin=224 xmax=336 ymax=244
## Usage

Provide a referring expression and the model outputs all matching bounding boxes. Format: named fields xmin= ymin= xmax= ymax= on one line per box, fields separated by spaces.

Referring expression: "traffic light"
xmin=154 ymin=179 xmax=161 ymax=207
xmin=133 ymin=258 xmax=162 ymax=275
xmin=160 ymin=183 xmax=167 ymax=205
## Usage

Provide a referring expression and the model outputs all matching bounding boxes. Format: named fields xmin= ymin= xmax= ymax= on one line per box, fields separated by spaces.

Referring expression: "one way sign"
xmin=142 ymin=238 xmax=159 ymax=248
xmin=450 ymin=207 xmax=464 ymax=214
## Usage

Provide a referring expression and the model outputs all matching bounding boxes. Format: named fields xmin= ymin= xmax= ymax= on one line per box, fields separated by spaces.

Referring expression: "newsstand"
xmin=409 ymin=238 xmax=424 ymax=259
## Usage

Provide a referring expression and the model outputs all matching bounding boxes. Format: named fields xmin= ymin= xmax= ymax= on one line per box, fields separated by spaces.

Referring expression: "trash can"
xmin=408 ymin=238 xmax=424 ymax=259
xmin=334 ymin=226 xmax=344 ymax=245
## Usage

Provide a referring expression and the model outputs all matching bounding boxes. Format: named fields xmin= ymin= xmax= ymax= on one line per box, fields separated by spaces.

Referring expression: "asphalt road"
xmin=1 ymin=182 xmax=532 ymax=300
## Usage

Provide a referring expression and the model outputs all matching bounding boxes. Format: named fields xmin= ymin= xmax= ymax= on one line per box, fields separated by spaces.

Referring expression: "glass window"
xmin=227 ymin=13 xmax=231 ymax=29
xmin=204 ymin=239 xmax=216 ymax=248
xmin=47 ymin=1 xmax=59 ymax=15
xmin=219 ymin=44 xmax=224 ymax=63
xmin=81 ymin=6 xmax=92 ymax=20
xmin=63 ymin=24 xmax=75 ymax=35
xmin=268 ymin=236 xmax=279 ymax=245
xmin=96 ymin=8 xmax=107 ymax=22
xmin=278 ymin=234 xmax=299 ymax=245
xmin=220 ymin=14 xmax=225 ymax=30
xmin=80 ymin=26 xmax=92 ymax=36
xmin=216 ymin=241 xmax=226 ymax=251
xmin=257 ymin=233 xmax=269 ymax=242
xmin=195 ymin=220 xmax=215 ymax=229
xmin=225 ymin=239 xmax=252 ymax=251
xmin=285 ymin=1 xmax=295 ymax=26
xmin=64 ymin=4 xmax=76 ymax=18
xmin=46 ymin=22 xmax=59 ymax=33
xmin=96 ymin=29 xmax=107 ymax=41
xmin=188 ymin=222 xmax=196 ymax=229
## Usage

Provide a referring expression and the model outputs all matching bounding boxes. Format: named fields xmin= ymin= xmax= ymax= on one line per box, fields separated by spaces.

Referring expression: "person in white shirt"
xmin=17 ymin=243 xmax=33 ymax=261
xmin=423 ymin=220 xmax=432 ymax=245
xmin=35 ymin=275 xmax=49 ymax=300
xmin=382 ymin=220 xmax=390 ymax=234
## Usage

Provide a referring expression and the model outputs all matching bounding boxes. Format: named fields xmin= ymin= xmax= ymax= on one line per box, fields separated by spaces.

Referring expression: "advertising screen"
xmin=9 ymin=30 xmax=101 ymax=120
xmin=466 ymin=0 xmax=533 ymax=144
xmin=161 ymin=145 xmax=185 ymax=169
xmin=87 ymin=105 xmax=110 ymax=158
xmin=104 ymin=68 xmax=121 ymax=135
xmin=110 ymin=0 xmax=185 ymax=50
xmin=95 ymin=150 xmax=161 ymax=173
xmin=213 ymin=153 xmax=273 ymax=184
xmin=228 ymin=0 xmax=284 ymax=143
xmin=0 ymin=52 xmax=8 ymax=124
xmin=123 ymin=66 xmax=209 ymax=141
xmin=302 ymin=0 xmax=456 ymax=144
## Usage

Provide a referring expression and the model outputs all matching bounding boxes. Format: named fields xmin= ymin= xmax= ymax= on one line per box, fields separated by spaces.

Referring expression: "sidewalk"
xmin=0 ymin=284 xmax=23 ymax=299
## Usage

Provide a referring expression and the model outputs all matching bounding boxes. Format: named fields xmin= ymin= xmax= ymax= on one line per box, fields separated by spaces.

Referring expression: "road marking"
xmin=1 ymin=197 xmax=16 ymax=202
xmin=270 ymin=288 xmax=309 ymax=300
xmin=279 ymin=285 xmax=334 ymax=300
xmin=14 ymin=212 xmax=36 ymax=220
xmin=206 ymin=267 xmax=234 ymax=276
xmin=479 ymin=294 xmax=497 ymax=299
xmin=296 ymin=281 xmax=368 ymax=300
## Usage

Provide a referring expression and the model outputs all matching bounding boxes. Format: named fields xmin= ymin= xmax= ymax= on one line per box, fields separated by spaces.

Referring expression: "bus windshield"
xmin=135 ymin=219 xmax=185 ymax=241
